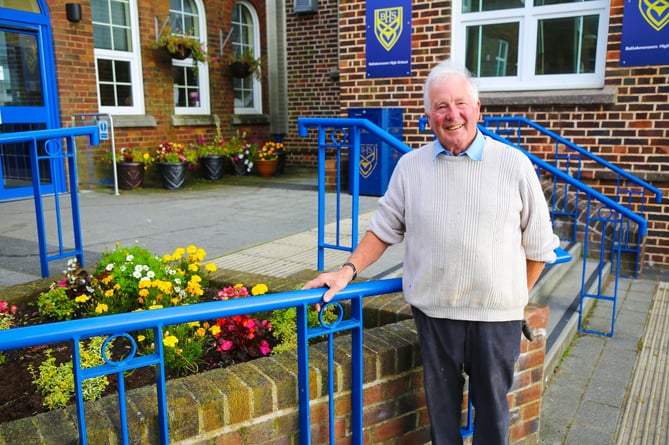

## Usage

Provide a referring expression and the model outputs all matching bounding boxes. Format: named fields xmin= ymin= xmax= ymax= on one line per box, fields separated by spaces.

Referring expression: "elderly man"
xmin=303 ymin=59 xmax=559 ymax=444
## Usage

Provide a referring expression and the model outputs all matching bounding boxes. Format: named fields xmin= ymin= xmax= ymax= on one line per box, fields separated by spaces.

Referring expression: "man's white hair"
xmin=423 ymin=59 xmax=479 ymax=114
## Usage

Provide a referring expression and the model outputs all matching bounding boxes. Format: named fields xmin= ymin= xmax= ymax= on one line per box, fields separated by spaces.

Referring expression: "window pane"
xmin=117 ymin=85 xmax=132 ymax=106
xmin=99 ymin=84 xmax=115 ymax=106
xmin=97 ymin=58 xmax=114 ymax=82
xmin=93 ymin=24 xmax=112 ymax=49
xmin=115 ymin=60 xmax=131 ymax=82
xmin=535 ymin=15 xmax=599 ymax=74
xmin=463 ymin=0 xmax=524 ymax=13
xmin=172 ymin=65 xmax=200 ymax=108
xmin=466 ymin=23 xmax=519 ymax=77
xmin=534 ymin=0 xmax=599 ymax=5
xmin=110 ymin=1 xmax=128 ymax=26
xmin=0 ymin=31 xmax=44 ymax=106
xmin=112 ymin=27 xmax=130 ymax=51
xmin=91 ymin=0 xmax=109 ymax=22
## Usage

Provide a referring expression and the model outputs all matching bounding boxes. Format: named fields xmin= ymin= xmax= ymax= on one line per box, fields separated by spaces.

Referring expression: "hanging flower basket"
xmin=229 ymin=61 xmax=252 ymax=78
xmin=164 ymin=45 xmax=192 ymax=60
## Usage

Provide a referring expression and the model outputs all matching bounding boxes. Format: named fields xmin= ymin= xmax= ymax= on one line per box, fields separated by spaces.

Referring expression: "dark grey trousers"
xmin=411 ymin=307 xmax=521 ymax=445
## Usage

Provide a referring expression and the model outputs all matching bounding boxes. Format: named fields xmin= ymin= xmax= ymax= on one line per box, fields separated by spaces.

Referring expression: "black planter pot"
xmin=276 ymin=151 xmax=286 ymax=175
xmin=231 ymin=158 xmax=249 ymax=176
xmin=116 ymin=162 xmax=145 ymax=190
xmin=158 ymin=162 xmax=188 ymax=190
xmin=200 ymin=156 xmax=225 ymax=180
xmin=229 ymin=61 xmax=252 ymax=78
xmin=163 ymin=45 xmax=192 ymax=60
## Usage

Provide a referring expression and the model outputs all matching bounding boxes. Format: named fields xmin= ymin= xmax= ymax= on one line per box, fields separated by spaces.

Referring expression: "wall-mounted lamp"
xmin=65 ymin=3 xmax=82 ymax=23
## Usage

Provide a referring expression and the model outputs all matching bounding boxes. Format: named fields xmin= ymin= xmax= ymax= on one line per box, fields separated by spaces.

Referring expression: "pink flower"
xmin=219 ymin=340 xmax=233 ymax=351
xmin=259 ymin=340 xmax=271 ymax=356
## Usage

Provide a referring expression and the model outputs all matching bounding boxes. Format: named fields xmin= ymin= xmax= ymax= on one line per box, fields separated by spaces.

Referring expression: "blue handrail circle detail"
xmin=101 ymin=333 xmax=137 ymax=366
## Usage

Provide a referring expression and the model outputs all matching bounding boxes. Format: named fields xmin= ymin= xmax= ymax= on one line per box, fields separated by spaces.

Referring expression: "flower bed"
xmin=0 ymin=245 xmax=334 ymax=423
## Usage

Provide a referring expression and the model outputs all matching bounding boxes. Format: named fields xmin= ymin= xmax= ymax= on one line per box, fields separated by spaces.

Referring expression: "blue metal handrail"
xmin=0 ymin=126 xmax=100 ymax=277
xmin=482 ymin=116 xmax=662 ymax=280
xmin=483 ymin=116 xmax=663 ymax=204
xmin=297 ymin=118 xmax=411 ymax=270
xmin=0 ymin=278 xmax=402 ymax=445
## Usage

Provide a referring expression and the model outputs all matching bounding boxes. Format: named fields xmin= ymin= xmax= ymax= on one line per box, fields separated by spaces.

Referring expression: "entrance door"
xmin=0 ymin=2 xmax=61 ymax=200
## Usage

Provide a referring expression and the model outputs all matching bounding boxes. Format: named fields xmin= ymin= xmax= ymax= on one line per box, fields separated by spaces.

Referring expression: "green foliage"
xmin=37 ymin=259 xmax=94 ymax=321
xmin=270 ymin=301 xmax=339 ymax=353
xmin=137 ymin=321 xmax=210 ymax=377
xmin=29 ymin=337 xmax=111 ymax=410
xmin=0 ymin=301 xmax=16 ymax=364
xmin=38 ymin=286 xmax=80 ymax=321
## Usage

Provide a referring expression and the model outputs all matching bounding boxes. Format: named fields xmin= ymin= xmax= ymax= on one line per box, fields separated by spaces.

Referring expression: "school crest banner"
xmin=366 ymin=0 xmax=412 ymax=78
xmin=620 ymin=0 xmax=669 ymax=66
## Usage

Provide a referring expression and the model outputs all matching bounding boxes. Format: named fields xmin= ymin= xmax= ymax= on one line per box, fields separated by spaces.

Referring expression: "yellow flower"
xmin=173 ymin=247 xmax=186 ymax=258
xmin=190 ymin=274 xmax=202 ymax=282
xmin=209 ymin=325 xmax=221 ymax=336
xmin=95 ymin=303 xmax=109 ymax=314
xmin=139 ymin=278 xmax=151 ymax=288
xmin=252 ymin=283 xmax=269 ymax=296
xmin=163 ymin=335 xmax=179 ymax=348
xmin=149 ymin=304 xmax=164 ymax=310
xmin=163 ymin=254 xmax=173 ymax=262
xmin=75 ymin=295 xmax=90 ymax=303
xmin=205 ymin=263 xmax=217 ymax=272
xmin=139 ymin=288 xmax=149 ymax=297
xmin=188 ymin=263 xmax=199 ymax=272
xmin=137 ymin=335 xmax=146 ymax=342
xmin=104 ymin=289 xmax=114 ymax=297
xmin=188 ymin=321 xmax=200 ymax=328
xmin=196 ymin=328 xmax=206 ymax=337
xmin=186 ymin=245 xmax=197 ymax=254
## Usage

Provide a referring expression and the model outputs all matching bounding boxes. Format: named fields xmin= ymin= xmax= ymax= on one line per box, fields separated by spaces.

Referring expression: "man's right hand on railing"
xmin=303 ymin=231 xmax=390 ymax=311
xmin=302 ymin=265 xmax=356 ymax=312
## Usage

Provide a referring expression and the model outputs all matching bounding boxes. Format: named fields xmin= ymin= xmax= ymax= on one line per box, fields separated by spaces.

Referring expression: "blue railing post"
xmin=0 ymin=126 xmax=100 ymax=278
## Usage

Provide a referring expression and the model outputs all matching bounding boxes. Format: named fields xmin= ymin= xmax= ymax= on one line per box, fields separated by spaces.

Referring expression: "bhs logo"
xmin=360 ymin=144 xmax=378 ymax=179
xmin=640 ymin=0 xmax=669 ymax=31
xmin=375 ymin=7 xmax=403 ymax=51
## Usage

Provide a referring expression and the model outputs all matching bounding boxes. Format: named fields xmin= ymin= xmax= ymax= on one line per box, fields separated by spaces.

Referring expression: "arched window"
xmin=170 ymin=0 xmax=210 ymax=115
xmin=232 ymin=1 xmax=262 ymax=114
xmin=92 ymin=0 xmax=145 ymax=114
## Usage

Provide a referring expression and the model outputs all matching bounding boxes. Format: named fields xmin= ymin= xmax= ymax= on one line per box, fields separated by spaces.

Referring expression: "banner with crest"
xmin=620 ymin=0 xmax=669 ymax=66
xmin=366 ymin=0 xmax=412 ymax=78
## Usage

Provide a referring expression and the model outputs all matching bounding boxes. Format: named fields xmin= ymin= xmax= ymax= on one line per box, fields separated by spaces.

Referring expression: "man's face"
xmin=426 ymin=75 xmax=481 ymax=155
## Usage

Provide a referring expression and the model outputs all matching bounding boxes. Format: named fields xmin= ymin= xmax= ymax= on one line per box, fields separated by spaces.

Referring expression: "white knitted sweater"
xmin=368 ymin=137 xmax=559 ymax=321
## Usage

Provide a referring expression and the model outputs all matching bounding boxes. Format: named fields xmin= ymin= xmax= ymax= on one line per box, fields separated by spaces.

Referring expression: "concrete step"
xmin=532 ymin=243 xmax=612 ymax=378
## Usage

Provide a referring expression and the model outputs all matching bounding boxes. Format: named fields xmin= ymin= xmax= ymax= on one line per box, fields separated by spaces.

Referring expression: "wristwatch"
xmin=341 ymin=262 xmax=358 ymax=280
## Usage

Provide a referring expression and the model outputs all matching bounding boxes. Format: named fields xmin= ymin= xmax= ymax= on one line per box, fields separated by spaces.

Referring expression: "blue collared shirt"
xmin=432 ymin=131 xmax=485 ymax=161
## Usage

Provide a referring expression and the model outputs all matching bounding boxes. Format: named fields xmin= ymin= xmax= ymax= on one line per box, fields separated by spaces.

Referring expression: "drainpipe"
xmin=266 ymin=0 xmax=288 ymax=139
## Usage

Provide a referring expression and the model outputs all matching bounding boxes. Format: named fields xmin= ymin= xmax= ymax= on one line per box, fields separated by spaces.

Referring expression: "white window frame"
xmin=93 ymin=0 xmax=145 ymax=115
xmin=172 ymin=0 xmax=210 ymax=115
xmin=451 ymin=0 xmax=610 ymax=92
xmin=233 ymin=1 xmax=262 ymax=115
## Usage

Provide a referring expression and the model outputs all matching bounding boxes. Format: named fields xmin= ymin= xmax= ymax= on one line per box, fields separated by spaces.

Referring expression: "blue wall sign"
xmin=620 ymin=0 xmax=669 ymax=67
xmin=366 ymin=0 xmax=412 ymax=78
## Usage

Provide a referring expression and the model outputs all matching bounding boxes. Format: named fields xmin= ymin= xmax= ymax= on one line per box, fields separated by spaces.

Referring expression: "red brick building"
xmin=1 ymin=0 xmax=667 ymax=268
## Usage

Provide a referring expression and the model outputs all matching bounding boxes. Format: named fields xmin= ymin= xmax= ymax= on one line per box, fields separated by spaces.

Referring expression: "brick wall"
xmin=284 ymin=1 xmax=342 ymax=167
xmin=286 ymin=0 xmax=668 ymax=269
xmin=0 ymin=296 xmax=548 ymax=444
xmin=49 ymin=0 xmax=272 ymax=187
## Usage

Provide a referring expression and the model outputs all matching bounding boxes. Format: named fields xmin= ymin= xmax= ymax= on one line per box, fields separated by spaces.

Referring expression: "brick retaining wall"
xmin=0 ymin=280 xmax=548 ymax=444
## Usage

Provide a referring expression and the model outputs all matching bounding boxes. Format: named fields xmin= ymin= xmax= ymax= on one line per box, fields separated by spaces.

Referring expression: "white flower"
xmin=120 ymin=265 xmax=127 ymax=272
xmin=133 ymin=270 xmax=142 ymax=279
xmin=174 ymin=278 xmax=182 ymax=285
xmin=126 ymin=255 xmax=134 ymax=262
xmin=147 ymin=271 xmax=155 ymax=279
xmin=106 ymin=263 xmax=115 ymax=271
xmin=134 ymin=264 xmax=143 ymax=272
xmin=143 ymin=265 xmax=149 ymax=271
